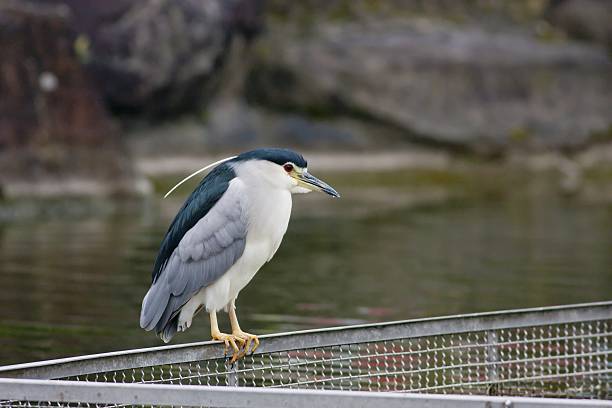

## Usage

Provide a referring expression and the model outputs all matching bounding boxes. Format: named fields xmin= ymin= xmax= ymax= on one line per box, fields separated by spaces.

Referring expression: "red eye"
xmin=283 ymin=163 xmax=294 ymax=172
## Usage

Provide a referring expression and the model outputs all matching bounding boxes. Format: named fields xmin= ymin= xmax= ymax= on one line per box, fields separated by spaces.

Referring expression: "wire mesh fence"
xmin=0 ymin=301 xmax=610 ymax=407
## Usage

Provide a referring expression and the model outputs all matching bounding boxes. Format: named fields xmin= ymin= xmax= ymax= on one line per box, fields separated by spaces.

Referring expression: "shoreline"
xmin=134 ymin=150 xmax=452 ymax=176
xmin=135 ymin=143 xmax=612 ymax=176
xmin=1 ymin=144 xmax=611 ymax=202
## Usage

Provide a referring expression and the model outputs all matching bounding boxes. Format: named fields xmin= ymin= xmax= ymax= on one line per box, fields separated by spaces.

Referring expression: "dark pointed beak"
xmin=297 ymin=171 xmax=340 ymax=198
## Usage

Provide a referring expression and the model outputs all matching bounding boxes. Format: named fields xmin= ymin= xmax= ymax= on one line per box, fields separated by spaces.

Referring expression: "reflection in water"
xmin=0 ymin=173 xmax=611 ymax=365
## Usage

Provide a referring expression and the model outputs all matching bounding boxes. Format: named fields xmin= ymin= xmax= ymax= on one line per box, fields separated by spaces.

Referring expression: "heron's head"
xmin=163 ymin=148 xmax=340 ymax=199
xmin=233 ymin=148 xmax=340 ymax=197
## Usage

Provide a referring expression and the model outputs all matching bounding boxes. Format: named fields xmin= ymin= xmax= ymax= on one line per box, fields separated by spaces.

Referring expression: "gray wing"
xmin=140 ymin=180 xmax=248 ymax=338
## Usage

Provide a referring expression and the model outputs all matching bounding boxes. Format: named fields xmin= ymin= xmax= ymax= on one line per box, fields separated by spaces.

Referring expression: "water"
xmin=0 ymin=170 xmax=611 ymax=365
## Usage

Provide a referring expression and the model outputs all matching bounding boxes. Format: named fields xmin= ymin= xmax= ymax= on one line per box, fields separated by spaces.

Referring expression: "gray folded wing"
xmin=140 ymin=180 xmax=248 ymax=335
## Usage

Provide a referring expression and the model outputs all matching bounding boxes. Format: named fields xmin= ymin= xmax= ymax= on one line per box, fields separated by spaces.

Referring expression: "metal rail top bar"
xmin=1 ymin=379 xmax=610 ymax=408
xmin=0 ymin=301 xmax=610 ymax=379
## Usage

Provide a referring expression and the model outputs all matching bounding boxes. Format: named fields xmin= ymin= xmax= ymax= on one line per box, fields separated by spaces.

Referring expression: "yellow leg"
xmin=229 ymin=303 xmax=260 ymax=356
xmin=209 ymin=311 xmax=245 ymax=363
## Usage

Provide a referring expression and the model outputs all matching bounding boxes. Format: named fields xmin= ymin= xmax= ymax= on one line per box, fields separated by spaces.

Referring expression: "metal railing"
xmin=0 ymin=301 xmax=610 ymax=407
xmin=1 ymin=379 xmax=610 ymax=408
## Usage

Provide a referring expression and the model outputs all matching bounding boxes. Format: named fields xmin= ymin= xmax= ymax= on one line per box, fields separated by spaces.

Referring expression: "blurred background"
xmin=0 ymin=0 xmax=611 ymax=365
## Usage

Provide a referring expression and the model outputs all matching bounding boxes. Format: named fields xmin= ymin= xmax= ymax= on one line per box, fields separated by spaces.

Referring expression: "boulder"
xmin=34 ymin=0 xmax=263 ymax=115
xmin=247 ymin=20 xmax=612 ymax=153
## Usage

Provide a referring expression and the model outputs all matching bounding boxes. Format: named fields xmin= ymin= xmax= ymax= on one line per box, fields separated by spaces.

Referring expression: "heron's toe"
xmin=212 ymin=332 xmax=246 ymax=363
xmin=233 ymin=331 xmax=260 ymax=355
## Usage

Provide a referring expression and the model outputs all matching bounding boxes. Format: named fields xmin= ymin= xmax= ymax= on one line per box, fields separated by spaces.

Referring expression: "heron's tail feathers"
xmin=159 ymin=316 xmax=179 ymax=343
xmin=140 ymin=279 xmax=170 ymax=331
xmin=139 ymin=272 xmax=188 ymax=343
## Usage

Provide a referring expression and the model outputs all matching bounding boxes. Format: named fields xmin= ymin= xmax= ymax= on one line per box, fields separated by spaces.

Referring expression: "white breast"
xmin=244 ymin=183 xmax=293 ymax=261
xmin=186 ymin=165 xmax=293 ymax=314
xmin=225 ymin=185 xmax=292 ymax=299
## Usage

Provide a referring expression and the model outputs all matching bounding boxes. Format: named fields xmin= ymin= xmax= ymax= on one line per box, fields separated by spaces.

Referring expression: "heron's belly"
xmin=199 ymin=189 xmax=292 ymax=312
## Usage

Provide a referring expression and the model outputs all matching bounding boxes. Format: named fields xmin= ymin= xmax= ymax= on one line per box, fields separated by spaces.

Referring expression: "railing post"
xmin=486 ymin=330 xmax=500 ymax=396
xmin=226 ymin=360 xmax=238 ymax=387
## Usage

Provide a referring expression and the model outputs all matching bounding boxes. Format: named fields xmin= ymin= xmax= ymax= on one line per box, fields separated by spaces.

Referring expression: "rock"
xmin=34 ymin=0 xmax=264 ymax=115
xmin=547 ymin=0 xmax=612 ymax=50
xmin=0 ymin=1 xmax=145 ymax=197
xmin=125 ymin=103 xmax=406 ymax=160
xmin=247 ymin=20 xmax=612 ymax=153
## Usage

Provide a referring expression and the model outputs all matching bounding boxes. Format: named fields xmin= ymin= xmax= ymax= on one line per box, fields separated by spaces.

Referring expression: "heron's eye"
xmin=283 ymin=163 xmax=294 ymax=173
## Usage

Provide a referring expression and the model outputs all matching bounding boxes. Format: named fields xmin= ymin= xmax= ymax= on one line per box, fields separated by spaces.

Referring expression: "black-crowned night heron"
xmin=140 ymin=148 xmax=339 ymax=362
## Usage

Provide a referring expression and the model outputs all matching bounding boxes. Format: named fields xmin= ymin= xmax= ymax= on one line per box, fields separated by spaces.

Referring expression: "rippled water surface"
xmin=1 ymin=171 xmax=611 ymax=365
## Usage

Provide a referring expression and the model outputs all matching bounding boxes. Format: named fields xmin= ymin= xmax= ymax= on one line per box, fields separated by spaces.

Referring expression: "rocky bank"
xmin=1 ymin=0 xmax=612 ymax=197
xmin=0 ymin=1 xmax=146 ymax=197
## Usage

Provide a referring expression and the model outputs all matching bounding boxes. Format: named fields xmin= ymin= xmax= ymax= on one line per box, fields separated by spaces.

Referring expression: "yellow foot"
xmin=211 ymin=332 xmax=246 ymax=363
xmin=233 ymin=330 xmax=260 ymax=356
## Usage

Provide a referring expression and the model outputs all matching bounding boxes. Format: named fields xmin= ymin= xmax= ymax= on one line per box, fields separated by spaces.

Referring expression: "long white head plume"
xmin=163 ymin=156 xmax=237 ymax=198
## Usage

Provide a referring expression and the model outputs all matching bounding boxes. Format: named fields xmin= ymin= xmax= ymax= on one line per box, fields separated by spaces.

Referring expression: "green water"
xmin=0 ymin=170 xmax=611 ymax=365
